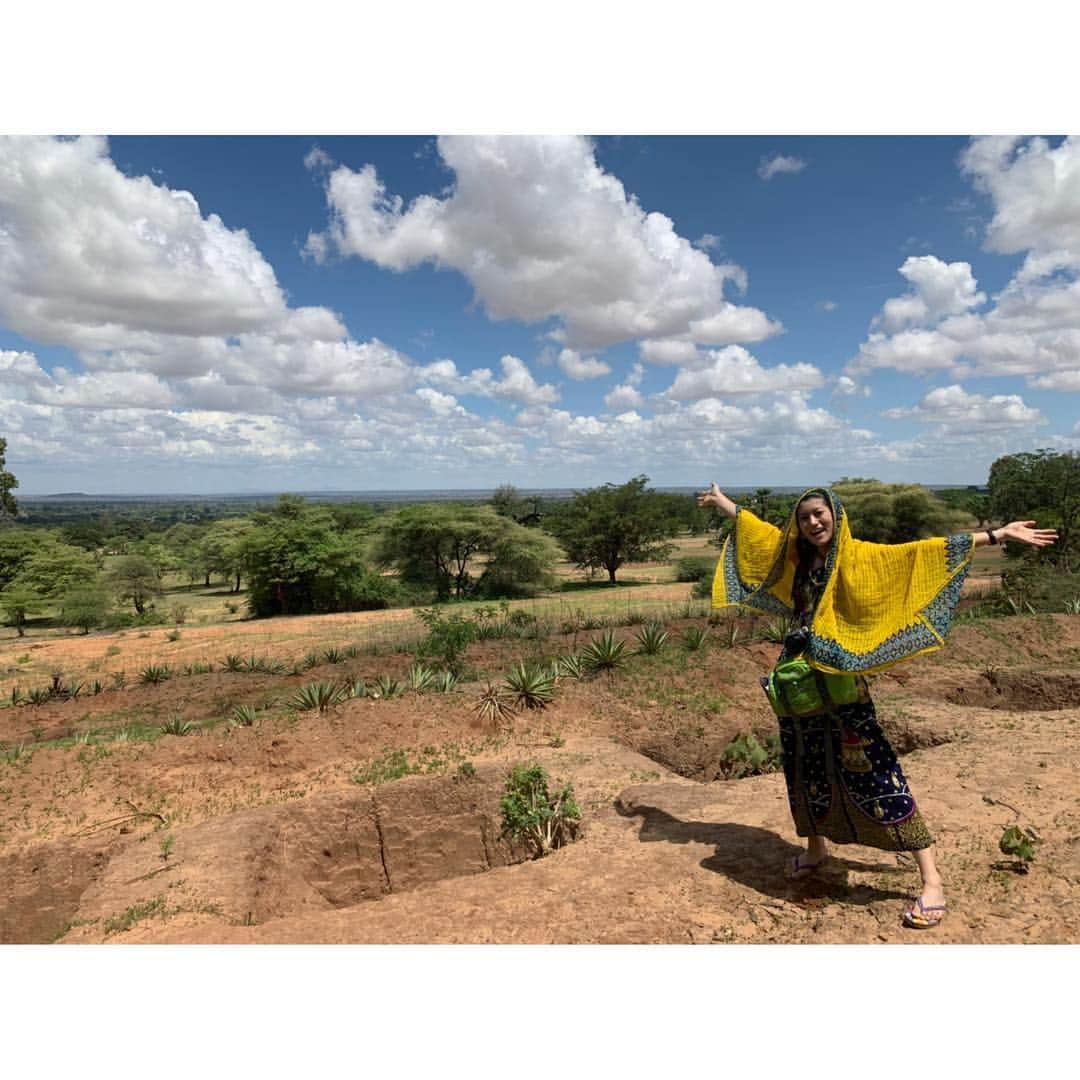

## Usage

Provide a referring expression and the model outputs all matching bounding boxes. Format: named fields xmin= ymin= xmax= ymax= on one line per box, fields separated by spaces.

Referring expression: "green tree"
xmin=0 ymin=528 xmax=49 ymax=590
xmin=241 ymin=497 xmax=393 ymax=617
xmin=988 ymin=450 xmax=1079 ymax=570
xmin=0 ymin=584 xmax=44 ymax=636
xmin=107 ymin=555 xmax=163 ymax=615
xmin=831 ymin=479 xmax=967 ymax=543
xmin=544 ymin=475 xmax=679 ymax=584
xmin=373 ymin=504 xmax=559 ymax=601
xmin=198 ymin=518 xmax=254 ymax=592
xmin=11 ymin=541 xmax=100 ymax=600
xmin=60 ymin=584 xmax=111 ymax=634
xmin=0 ymin=437 xmax=18 ymax=522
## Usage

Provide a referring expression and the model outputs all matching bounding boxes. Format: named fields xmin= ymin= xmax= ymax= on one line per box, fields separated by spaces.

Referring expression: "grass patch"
xmin=103 ymin=896 xmax=166 ymax=935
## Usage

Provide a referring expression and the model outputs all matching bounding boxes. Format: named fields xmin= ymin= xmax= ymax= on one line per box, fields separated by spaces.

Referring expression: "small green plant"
xmin=221 ymin=654 xmax=245 ymax=672
xmin=406 ymin=663 xmax=436 ymax=693
xmin=89 ymin=679 xmax=104 ymax=696
xmin=503 ymin=661 xmax=556 ymax=710
xmin=580 ymin=630 xmax=628 ymax=674
xmin=228 ymin=704 xmax=259 ymax=728
xmin=499 ymin=763 xmax=581 ymax=858
xmin=556 ymin=654 xmax=585 ymax=679
xmin=66 ymin=680 xmax=85 ymax=699
xmin=455 ymin=761 xmax=477 ymax=781
xmin=415 ymin=607 xmax=477 ymax=675
xmin=302 ymin=650 xmax=322 ymax=670
xmin=104 ymin=897 xmax=165 ymax=935
xmin=354 ymin=748 xmax=416 ymax=785
xmin=1064 ymin=597 xmax=1080 ymax=615
xmin=999 ymin=824 xmax=1041 ymax=873
xmin=4 ymin=742 xmax=28 ymax=764
xmin=434 ymin=670 xmax=460 ymax=693
xmin=27 ymin=687 xmax=51 ymax=706
xmin=111 ymin=671 xmax=127 ymax=689
xmin=474 ymin=681 xmax=516 ymax=726
xmin=289 ymin=681 xmax=349 ymax=712
xmin=139 ymin=664 xmax=172 ymax=685
xmin=720 ymin=732 xmax=783 ymax=778
xmin=322 ymin=647 xmax=346 ymax=665
xmin=371 ymin=675 xmax=403 ymax=700
xmin=346 ymin=678 xmax=370 ymax=699
xmin=634 ymin=622 xmax=669 ymax=655
xmin=761 ymin=620 xmax=787 ymax=644
xmin=159 ymin=835 xmax=175 ymax=860
xmin=160 ymin=714 xmax=193 ymax=736
xmin=682 ymin=626 xmax=709 ymax=651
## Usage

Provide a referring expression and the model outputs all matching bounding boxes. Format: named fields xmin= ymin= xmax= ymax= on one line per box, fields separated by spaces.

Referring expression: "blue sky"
xmin=2 ymin=133 xmax=1078 ymax=495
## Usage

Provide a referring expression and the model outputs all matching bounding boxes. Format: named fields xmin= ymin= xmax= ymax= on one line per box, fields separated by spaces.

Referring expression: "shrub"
xmin=720 ymin=732 xmax=783 ymax=778
xmin=499 ymin=763 xmax=581 ymax=858
xmin=674 ymin=556 xmax=716 ymax=583
xmin=999 ymin=824 xmax=1042 ymax=872
xmin=415 ymin=607 xmax=477 ymax=675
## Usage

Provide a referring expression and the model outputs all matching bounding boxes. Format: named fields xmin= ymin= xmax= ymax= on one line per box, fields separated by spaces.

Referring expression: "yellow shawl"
xmin=711 ymin=489 xmax=974 ymax=674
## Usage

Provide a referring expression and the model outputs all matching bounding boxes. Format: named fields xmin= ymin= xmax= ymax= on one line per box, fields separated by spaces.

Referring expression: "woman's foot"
xmin=903 ymin=878 xmax=947 ymax=928
xmin=786 ymin=839 xmax=828 ymax=880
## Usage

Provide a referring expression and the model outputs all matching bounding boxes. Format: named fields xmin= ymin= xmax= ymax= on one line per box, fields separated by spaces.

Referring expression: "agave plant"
xmin=682 ymin=626 xmax=709 ymax=651
xmin=1066 ymin=597 xmax=1080 ymax=615
xmin=161 ymin=714 xmax=193 ymax=736
xmin=228 ymin=704 xmax=259 ymax=728
xmin=474 ymin=681 xmax=516 ymax=726
xmin=556 ymin=654 xmax=585 ymax=679
xmin=220 ymin=654 xmax=245 ymax=672
xmin=322 ymin=647 xmax=346 ymax=665
xmin=580 ymin=630 xmax=628 ymax=674
xmin=371 ymin=675 xmax=404 ymax=700
xmin=289 ymin=681 xmax=349 ymax=712
xmin=66 ymin=680 xmax=85 ymax=699
xmin=761 ymin=620 xmax=787 ymax=644
xmin=139 ymin=664 xmax=172 ymax=685
xmin=346 ymin=678 xmax=370 ymax=699
xmin=302 ymin=650 xmax=322 ymax=670
xmin=406 ymin=663 xmax=436 ymax=693
xmin=634 ymin=622 xmax=669 ymax=655
xmin=27 ymin=687 xmax=52 ymax=705
xmin=503 ymin=661 xmax=556 ymax=710
xmin=434 ymin=670 xmax=460 ymax=693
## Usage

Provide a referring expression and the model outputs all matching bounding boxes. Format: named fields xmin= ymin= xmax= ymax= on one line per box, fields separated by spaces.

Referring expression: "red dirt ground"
xmin=2 ymin=603 xmax=1078 ymax=945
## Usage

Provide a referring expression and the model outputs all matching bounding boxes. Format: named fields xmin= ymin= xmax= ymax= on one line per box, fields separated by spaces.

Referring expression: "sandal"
xmin=902 ymin=896 xmax=947 ymax=929
xmin=786 ymin=852 xmax=826 ymax=880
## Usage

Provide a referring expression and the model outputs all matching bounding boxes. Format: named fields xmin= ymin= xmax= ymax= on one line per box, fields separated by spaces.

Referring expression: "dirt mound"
xmin=944 ymin=670 xmax=1080 ymax=711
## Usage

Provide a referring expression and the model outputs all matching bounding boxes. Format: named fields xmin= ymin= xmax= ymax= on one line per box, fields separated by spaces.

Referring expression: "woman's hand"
xmin=995 ymin=520 xmax=1059 ymax=548
xmin=697 ymin=483 xmax=738 ymax=519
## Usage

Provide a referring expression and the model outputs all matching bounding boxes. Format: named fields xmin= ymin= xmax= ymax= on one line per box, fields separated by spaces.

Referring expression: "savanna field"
xmin=3 ymin=523 xmax=1078 ymax=946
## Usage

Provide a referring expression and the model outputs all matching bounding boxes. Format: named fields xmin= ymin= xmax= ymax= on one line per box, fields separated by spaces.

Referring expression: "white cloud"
xmin=884 ymin=384 xmax=1046 ymax=433
xmin=663 ymin=345 xmax=825 ymax=401
xmin=419 ymin=354 xmax=558 ymax=406
xmin=757 ymin=154 xmax=807 ymax=181
xmin=695 ymin=233 xmax=722 ymax=250
xmin=306 ymin=135 xmax=773 ymax=350
xmin=819 ymin=300 xmax=839 ymax=312
xmin=604 ymin=383 xmax=644 ymax=411
xmin=557 ymin=348 xmax=611 ymax=380
xmin=0 ymin=136 xmax=289 ymax=351
xmin=833 ymin=375 xmax=870 ymax=399
xmin=875 ymin=256 xmax=985 ymax=334
xmin=0 ymin=349 xmax=50 ymax=386
xmin=687 ymin=302 xmax=783 ymax=345
xmin=639 ymin=338 xmax=706 ymax=366
xmin=960 ymin=135 xmax=1080 ymax=254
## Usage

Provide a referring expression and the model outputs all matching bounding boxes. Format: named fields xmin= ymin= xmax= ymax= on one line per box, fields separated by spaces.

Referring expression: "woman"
xmin=696 ymin=483 xmax=1057 ymax=929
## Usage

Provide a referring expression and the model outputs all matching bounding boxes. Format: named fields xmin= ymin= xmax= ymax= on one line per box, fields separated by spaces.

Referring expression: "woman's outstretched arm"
xmin=972 ymin=521 xmax=1058 ymax=549
xmin=696 ymin=482 xmax=739 ymax=520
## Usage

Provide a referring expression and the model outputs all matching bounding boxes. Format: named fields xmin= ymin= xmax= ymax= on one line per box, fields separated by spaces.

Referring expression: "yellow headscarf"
xmin=711 ymin=488 xmax=974 ymax=674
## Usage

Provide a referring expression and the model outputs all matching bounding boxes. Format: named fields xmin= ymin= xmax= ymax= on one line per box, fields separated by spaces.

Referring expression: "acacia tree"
xmin=0 ymin=437 xmax=17 ymax=522
xmin=372 ymin=504 xmax=560 ymax=601
xmin=831 ymin=479 xmax=967 ymax=543
xmin=988 ymin=450 xmax=1079 ymax=570
xmin=544 ymin=475 xmax=679 ymax=584
xmin=240 ymin=497 xmax=392 ymax=617
xmin=107 ymin=554 xmax=163 ymax=615
xmin=0 ymin=584 xmax=44 ymax=636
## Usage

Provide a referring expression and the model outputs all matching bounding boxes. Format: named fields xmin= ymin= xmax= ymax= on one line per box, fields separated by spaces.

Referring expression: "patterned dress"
xmin=774 ymin=562 xmax=933 ymax=851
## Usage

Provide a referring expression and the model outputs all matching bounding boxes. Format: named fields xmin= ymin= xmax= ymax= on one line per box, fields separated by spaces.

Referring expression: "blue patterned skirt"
xmin=775 ymin=697 xmax=932 ymax=851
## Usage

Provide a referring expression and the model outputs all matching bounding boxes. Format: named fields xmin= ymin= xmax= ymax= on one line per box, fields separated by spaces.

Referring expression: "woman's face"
xmin=796 ymin=497 xmax=834 ymax=551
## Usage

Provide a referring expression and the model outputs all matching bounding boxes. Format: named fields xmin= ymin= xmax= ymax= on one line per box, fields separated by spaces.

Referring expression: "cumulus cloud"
xmin=557 ymin=348 xmax=611 ymax=380
xmin=419 ymin=354 xmax=559 ymax=406
xmin=833 ymin=375 xmax=870 ymax=400
xmin=0 ymin=136 xmax=289 ymax=351
xmin=883 ymin=384 xmax=1046 ymax=433
xmin=603 ymin=362 xmax=646 ymax=412
xmin=960 ymin=135 xmax=1080 ymax=254
xmin=306 ymin=135 xmax=777 ymax=351
xmin=874 ymin=256 xmax=985 ymax=334
xmin=0 ymin=349 xmax=50 ymax=386
xmin=757 ymin=154 xmax=807 ymax=181
xmin=663 ymin=345 xmax=825 ymax=401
